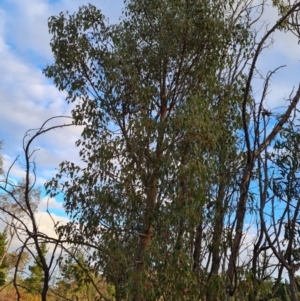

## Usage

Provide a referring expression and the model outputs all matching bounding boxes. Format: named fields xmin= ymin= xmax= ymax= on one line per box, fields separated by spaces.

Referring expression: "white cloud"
xmin=0 ymin=0 xmax=125 ymax=188
xmin=252 ymin=0 xmax=300 ymax=61
xmin=35 ymin=211 xmax=69 ymax=238
xmin=0 ymin=41 xmax=79 ymax=182
xmin=247 ymin=0 xmax=300 ymax=111
xmin=0 ymin=208 xmax=69 ymax=251
xmin=38 ymin=196 xmax=64 ymax=212
xmin=2 ymin=0 xmax=124 ymax=60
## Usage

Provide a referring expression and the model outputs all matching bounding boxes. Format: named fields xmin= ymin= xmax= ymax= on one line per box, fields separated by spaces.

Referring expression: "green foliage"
xmin=44 ymin=1 xmax=250 ymax=299
xmin=52 ymin=248 xmax=114 ymax=300
xmin=6 ymin=251 xmax=30 ymax=272
xmin=271 ymin=120 xmax=300 ymax=253
xmin=274 ymin=280 xmax=292 ymax=301
xmin=0 ymin=228 xmax=9 ymax=286
xmin=59 ymin=249 xmax=91 ymax=294
xmin=24 ymin=242 xmax=48 ymax=294
xmin=0 ymin=178 xmax=40 ymax=213
xmin=41 ymin=0 xmax=300 ymax=299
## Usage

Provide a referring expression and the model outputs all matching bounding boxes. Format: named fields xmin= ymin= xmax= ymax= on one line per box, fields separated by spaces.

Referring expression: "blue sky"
xmin=0 ymin=0 xmax=299 ymax=249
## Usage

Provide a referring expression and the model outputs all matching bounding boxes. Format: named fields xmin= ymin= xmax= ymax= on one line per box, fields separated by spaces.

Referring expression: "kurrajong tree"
xmin=44 ymin=0 xmax=300 ymax=300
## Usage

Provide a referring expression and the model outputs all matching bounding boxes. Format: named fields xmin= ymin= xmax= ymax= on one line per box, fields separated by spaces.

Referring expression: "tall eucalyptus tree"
xmin=44 ymin=0 xmax=300 ymax=300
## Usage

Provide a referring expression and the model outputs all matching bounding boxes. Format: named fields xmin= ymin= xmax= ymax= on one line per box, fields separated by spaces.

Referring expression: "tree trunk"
xmin=193 ymin=220 xmax=203 ymax=273
xmin=288 ymin=269 xmax=299 ymax=301
xmin=210 ymin=183 xmax=225 ymax=276
xmin=226 ymin=167 xmax=251 ymax=291
xmin=134 ymin=180 xmax=157 ymax=301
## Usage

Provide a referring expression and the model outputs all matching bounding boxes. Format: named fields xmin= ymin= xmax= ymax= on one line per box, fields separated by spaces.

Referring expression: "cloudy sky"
xmin=0 ymin=0 xmax=299 ymax=247
xmin=0 ymin=0 xmax=124 ymax=244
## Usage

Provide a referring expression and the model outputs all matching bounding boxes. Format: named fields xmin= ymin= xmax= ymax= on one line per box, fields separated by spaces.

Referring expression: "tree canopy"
xmin=42 ymin=0 xmax=300 ymax=299
xmin=44 ymin=1 xmax=253 ymax=299
xmin=1 ymin=0 xmax=300 ymax=300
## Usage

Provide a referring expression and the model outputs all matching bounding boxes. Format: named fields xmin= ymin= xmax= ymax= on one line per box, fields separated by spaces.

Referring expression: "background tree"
xmin=257 ymin=117 xmax=300 ymax=301
xmin=50 ymin=247 xmax=114 ymax=301
xmin=5 ymin=251 xmax=30 ymax=280
xmin=0 ymin=228 xmax=9 ymax=286
xmin=23 ymin=242 xmax=48 ymax=295
xmin=0 ymin=117 xmax=73 ymax=301
xmin=0 ymin=179 xmax=40 ymax=264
